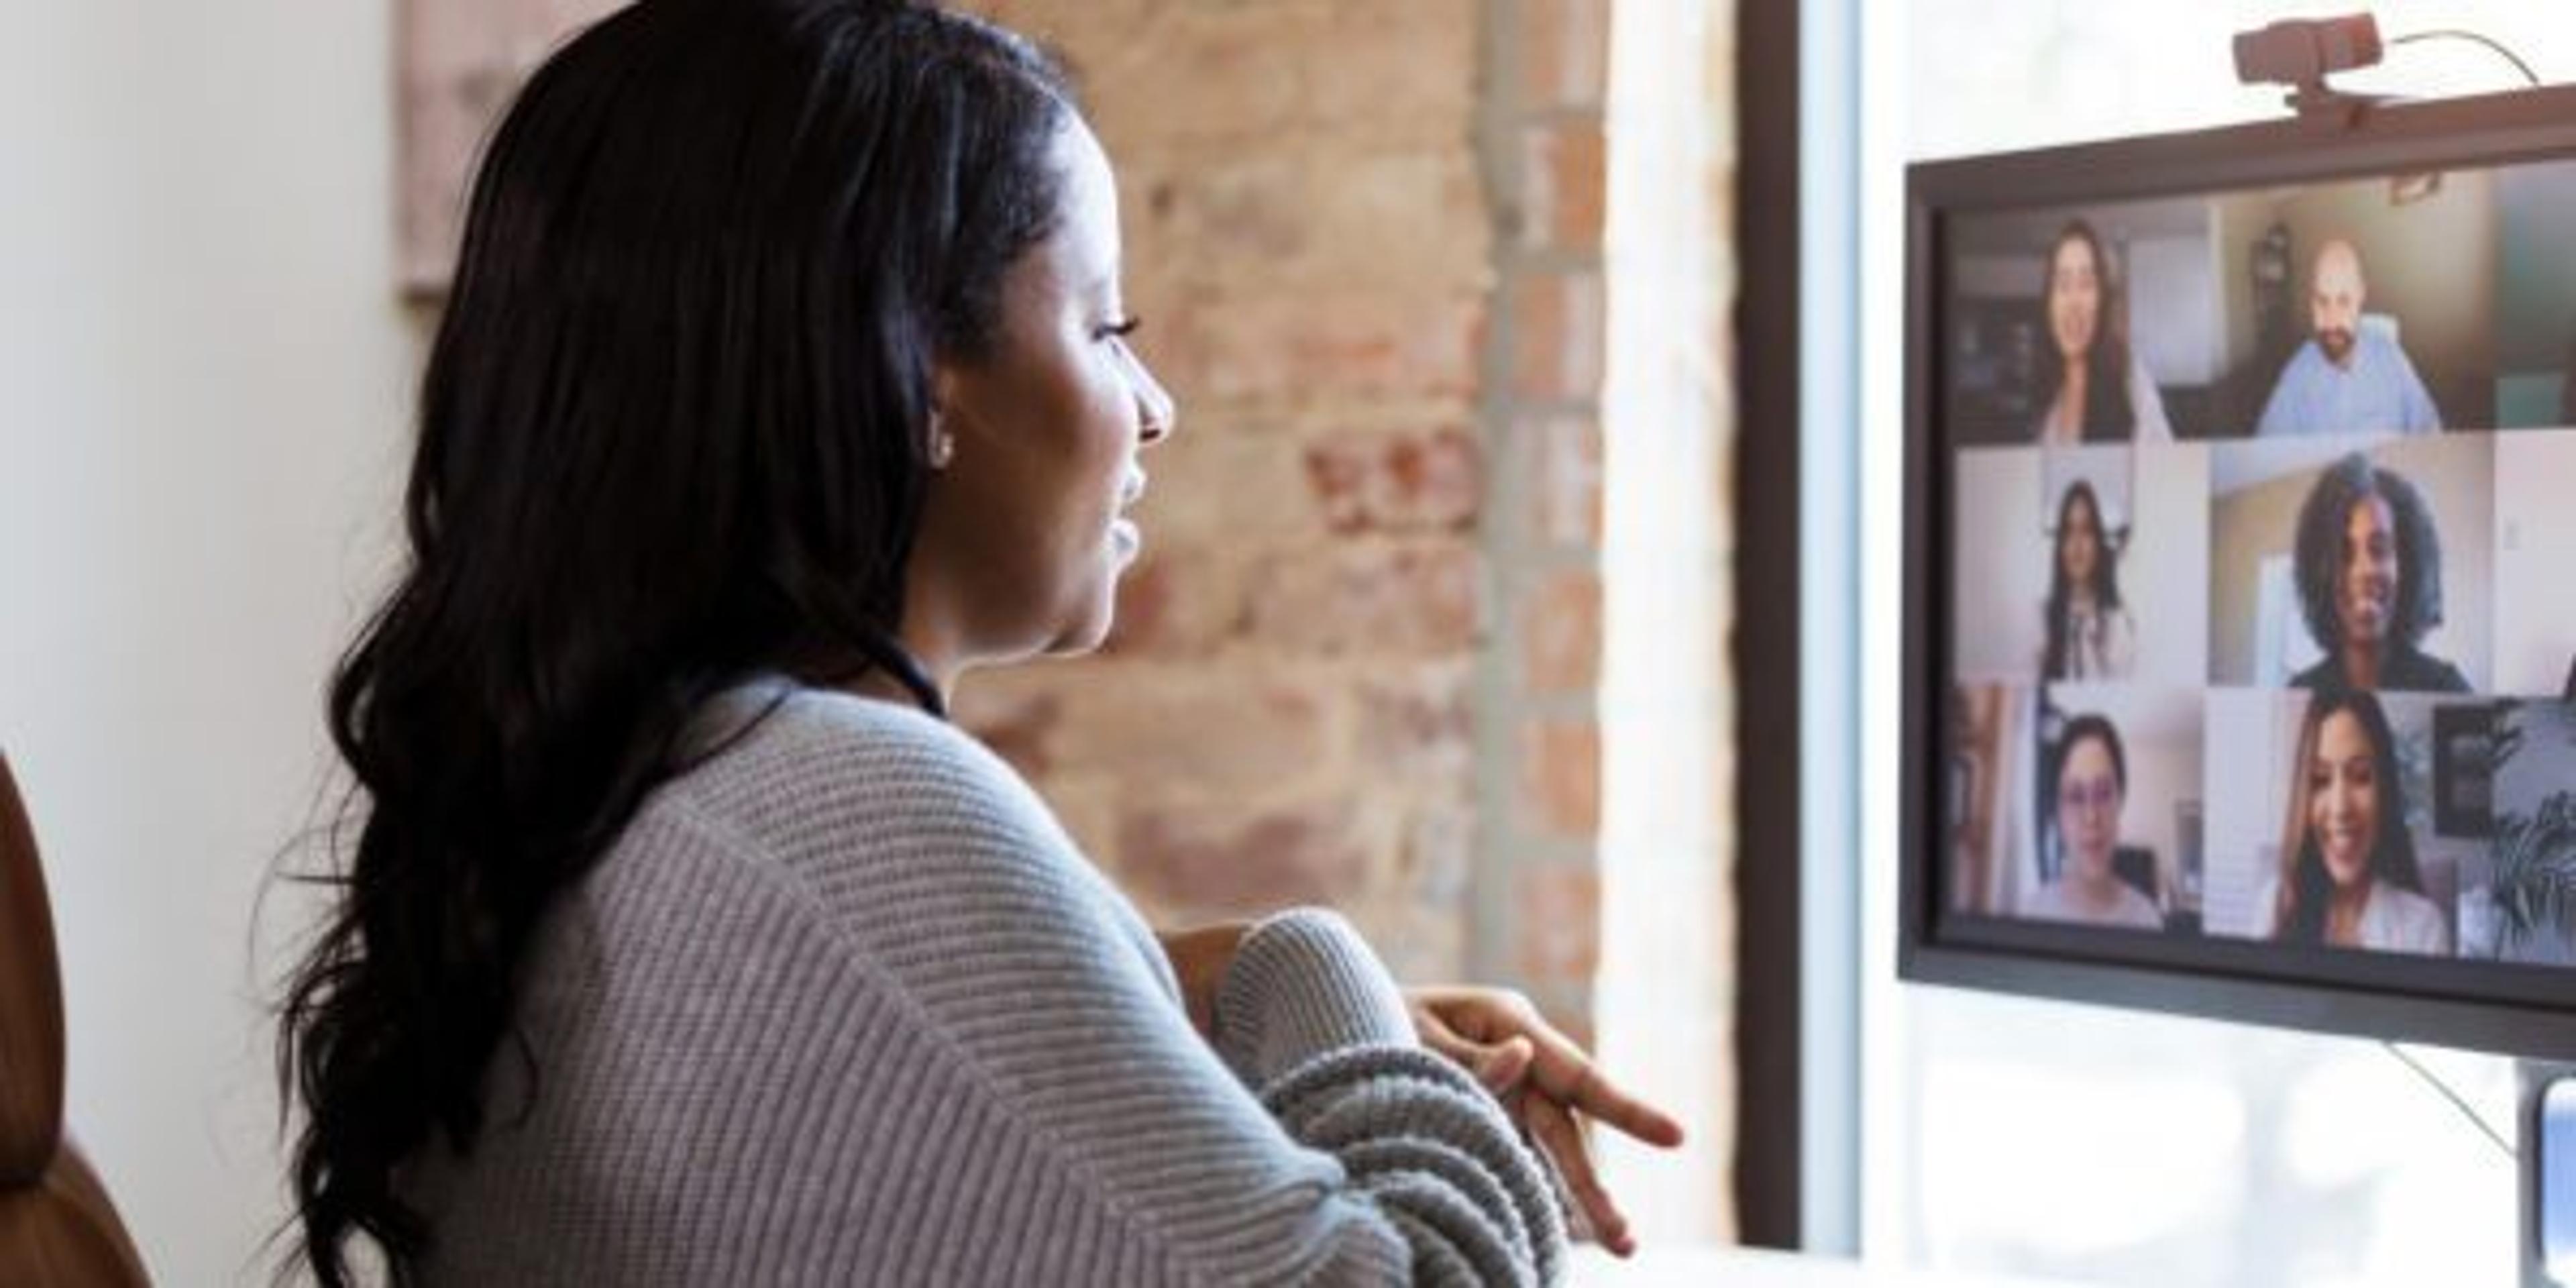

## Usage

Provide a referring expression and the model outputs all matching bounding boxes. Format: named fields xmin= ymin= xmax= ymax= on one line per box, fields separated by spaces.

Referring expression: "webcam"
xmin=2234 ymin=13 xmax=2388 ymax=129
xmin=2234 ymin=13 xmax=2383 ymax=87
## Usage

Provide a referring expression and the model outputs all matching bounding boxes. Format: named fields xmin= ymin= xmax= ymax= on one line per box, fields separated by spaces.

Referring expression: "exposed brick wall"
xmin=951 ymin=0 xmax=1615 ymax=1027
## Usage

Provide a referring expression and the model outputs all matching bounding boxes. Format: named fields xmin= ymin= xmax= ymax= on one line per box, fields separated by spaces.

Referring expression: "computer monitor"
xmin=1901 ymin=83 xmax=2576 ymax=1061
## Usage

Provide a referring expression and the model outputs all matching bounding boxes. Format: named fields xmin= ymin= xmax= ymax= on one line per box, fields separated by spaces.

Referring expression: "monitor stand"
xmin=2527 ymin=1061 xmax=2575 ymax=1288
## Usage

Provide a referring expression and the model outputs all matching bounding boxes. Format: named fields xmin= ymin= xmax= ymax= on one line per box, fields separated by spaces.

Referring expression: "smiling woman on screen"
xmin=2031 ymin=219 xmax=2173 ymax=445
xmin=2265 ymin=690 xmax=2451 ymax=955
xmin=2288 ymin=453 xmax=2468 ymax=694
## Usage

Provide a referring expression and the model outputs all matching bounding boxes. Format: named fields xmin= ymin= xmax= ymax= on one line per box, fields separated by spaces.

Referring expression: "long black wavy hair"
xmin=2039 ymin=479 xmax=2121 ymax=681
xmin=2036 ymin=219 xmax=2136 ymax=439
xmin=2272 ymin=688 xmax=2425 ymax=946
xmin=274 ymin=3 xmax=1074 ymax=1283
xmin=2292 ymin=451 xmax=2443 ymax=659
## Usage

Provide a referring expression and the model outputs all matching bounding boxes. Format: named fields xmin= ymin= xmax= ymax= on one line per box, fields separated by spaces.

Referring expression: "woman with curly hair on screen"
xmin=2288 ymin=451 xmax=2469 ymax=693
xmin=272 ymin=3 xmax=1678 ymax=1283
xmin=2265 ymin=689 xmax=2451 ymax=955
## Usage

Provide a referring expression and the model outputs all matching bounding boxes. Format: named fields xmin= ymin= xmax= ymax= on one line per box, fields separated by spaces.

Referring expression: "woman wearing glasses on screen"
xmin=2023 ymin=714 xmax=2163 ymax=930
xmin=2288 ymin=453 xmax=2469 ymax=694
xmin=2033 ymin=220 xmax=2173 ymax=445
xmin=2040 ymin=480 xmax=2134 ymax=681
xmin=2266 ymin=690 xmax=2451 ymax=955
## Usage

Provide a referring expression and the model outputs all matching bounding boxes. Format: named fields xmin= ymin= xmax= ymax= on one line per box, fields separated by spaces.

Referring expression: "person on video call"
xmin=2265 ymin=690 xmax=2451 ymax=955
xmin=2287 ymin=453 xmax=2469 ymax=693
xmin=2255 ymin=237 xmax=2443 ymax=436
xmin=2040 ymin=480 xmax=2135 ymax=681
xmin=271 ymin=5 xmax=1686 ymax=1283
xmin=2022 ymin=714 xmax=2163 ymax=930
xmin=2033 ymin=220 xmax=2174 ymax=443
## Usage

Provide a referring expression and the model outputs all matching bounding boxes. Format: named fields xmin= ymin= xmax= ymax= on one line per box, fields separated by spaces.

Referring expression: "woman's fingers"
xmin=1408 ymin=987 xmax=1685 ymax=1256
xmin=1475 ymin=1035 xmax=1535 ymax=1091
xmin=1523 ymin=1095 xmax=1633 ymax=1257
xmin=1412 ymin=998 xmax=1537 ymax=1094
xmin=1407 ymin=986 xmax=1685 ymax=1147
xmin=1515 ymin=1025 xmax=1686 ymax=1149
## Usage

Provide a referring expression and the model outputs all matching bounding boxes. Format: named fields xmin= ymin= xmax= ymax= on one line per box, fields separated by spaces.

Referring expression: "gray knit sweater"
xmin=402 ymin=681 xmax=1566 ymax=1285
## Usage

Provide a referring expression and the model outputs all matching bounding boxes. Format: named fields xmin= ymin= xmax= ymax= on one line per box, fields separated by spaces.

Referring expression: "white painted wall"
xmin=2495 ymin=430 xmax=2576 ymax=695
xmin=0 ymin=0 xmax=415 ymax=1281
xmin=2127 ymin=443 xmax=2210 ymax=688
xmin=1598 ymin=0 xmax=1737 ymax=1246
xmin=1950 ymin=447 xmax=2044 ymax=680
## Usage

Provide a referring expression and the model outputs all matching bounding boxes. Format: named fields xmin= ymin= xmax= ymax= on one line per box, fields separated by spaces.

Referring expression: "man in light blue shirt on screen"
xmin=2255 ymin=237 xmax=2443 ymax=436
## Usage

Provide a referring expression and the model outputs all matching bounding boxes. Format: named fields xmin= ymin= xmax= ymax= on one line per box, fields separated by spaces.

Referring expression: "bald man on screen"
xmin=2255 ymin=238 xmax=2443 ymax=436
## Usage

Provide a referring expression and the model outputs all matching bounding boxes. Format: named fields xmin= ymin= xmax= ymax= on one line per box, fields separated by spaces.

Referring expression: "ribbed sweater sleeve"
xmin=402 ymin=684 xmax=1566 ymax=1287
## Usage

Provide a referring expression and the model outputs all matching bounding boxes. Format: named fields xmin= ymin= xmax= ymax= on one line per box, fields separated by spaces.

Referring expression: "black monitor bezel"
xmin=1900 ymin=84 xmax=2576 ymax=1063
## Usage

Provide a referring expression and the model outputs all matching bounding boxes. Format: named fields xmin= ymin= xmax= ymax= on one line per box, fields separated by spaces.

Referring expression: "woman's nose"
xmin=1126 ymin=347 xmax=1177 ymax=445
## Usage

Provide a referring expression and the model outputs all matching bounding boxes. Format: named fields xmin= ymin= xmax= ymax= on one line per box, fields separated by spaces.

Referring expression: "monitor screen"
xmin=1903 ymin=86 xmax=2576 ymax=1059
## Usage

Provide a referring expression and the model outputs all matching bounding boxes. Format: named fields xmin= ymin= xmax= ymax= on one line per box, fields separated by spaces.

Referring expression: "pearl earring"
xmin=928 ymin=424 xmax=955 ymax=470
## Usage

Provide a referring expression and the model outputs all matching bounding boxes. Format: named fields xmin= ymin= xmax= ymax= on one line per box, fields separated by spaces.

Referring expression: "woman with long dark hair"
xmin=2039 ymin=479 xmax=2134 ymax=681
xmin=2032 ymin=219 xmax=2173 ymax=444
xmin=2266 ymin=690 xmax=2450 ymax=954
xmin=274 ymin=3 xmax=1674 ymax=1283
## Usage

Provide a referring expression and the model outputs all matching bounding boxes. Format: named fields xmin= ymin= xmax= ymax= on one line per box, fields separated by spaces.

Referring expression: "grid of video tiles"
xmin=1942 ymin=155 xmax=2576 ymax=969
